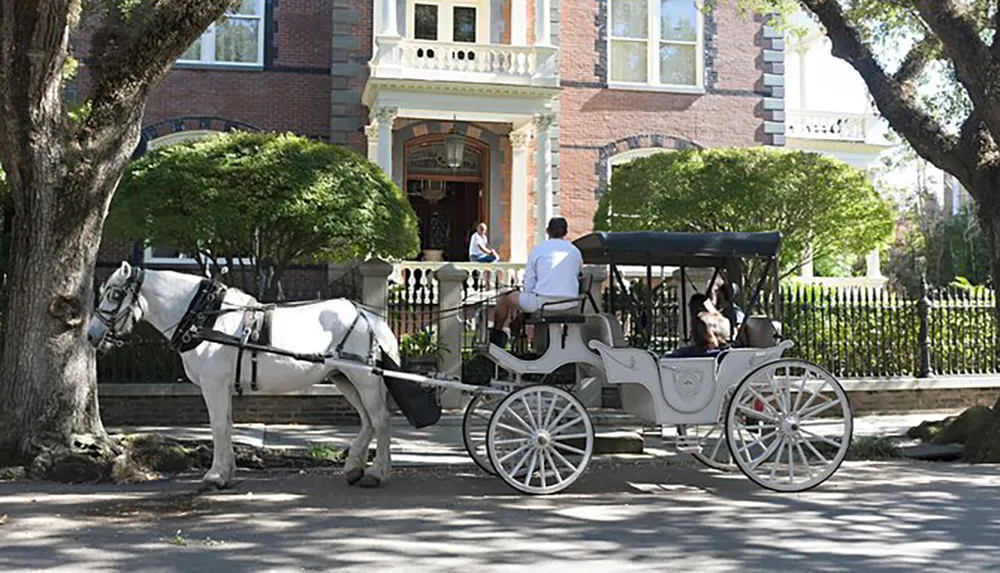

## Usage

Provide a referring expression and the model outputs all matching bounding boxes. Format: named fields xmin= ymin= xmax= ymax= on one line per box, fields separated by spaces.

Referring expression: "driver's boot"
xmin=489 ymin=329 xmax=509 ymax=348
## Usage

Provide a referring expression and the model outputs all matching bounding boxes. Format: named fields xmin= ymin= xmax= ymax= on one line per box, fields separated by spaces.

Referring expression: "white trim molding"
xmin=607 ymin=0 xmax=704 ymax=92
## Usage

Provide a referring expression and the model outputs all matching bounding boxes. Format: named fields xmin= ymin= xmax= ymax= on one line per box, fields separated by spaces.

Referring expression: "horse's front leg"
xmin=198 ymin=376 xmax=237 ymax=489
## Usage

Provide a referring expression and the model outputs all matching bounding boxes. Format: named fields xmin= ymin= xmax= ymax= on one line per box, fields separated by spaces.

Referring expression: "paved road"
xmin=1 ymin=457 xmax=998 ymax=573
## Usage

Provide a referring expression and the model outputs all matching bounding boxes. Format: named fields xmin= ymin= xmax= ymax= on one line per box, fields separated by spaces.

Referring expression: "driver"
xmin=489 ymin=217 xmax=582 ymax=348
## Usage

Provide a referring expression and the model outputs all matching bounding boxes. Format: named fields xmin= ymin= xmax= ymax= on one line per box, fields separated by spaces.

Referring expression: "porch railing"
xmin=786 ymin=110 xmax=873 ymax=142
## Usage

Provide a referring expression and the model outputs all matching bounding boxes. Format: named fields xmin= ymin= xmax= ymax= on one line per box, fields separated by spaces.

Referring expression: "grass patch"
xmin=307 ymin=443 xmax=343 ymax=462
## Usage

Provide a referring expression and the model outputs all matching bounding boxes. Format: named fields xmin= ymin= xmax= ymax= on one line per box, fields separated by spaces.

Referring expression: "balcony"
xmin=370 ymin=38 xmax=558 ymax=89
xmin=786 ymin=110 xmax=879 ymax=143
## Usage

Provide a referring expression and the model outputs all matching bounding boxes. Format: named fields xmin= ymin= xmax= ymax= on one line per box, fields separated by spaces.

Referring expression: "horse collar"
xmin=170 ymin=279 xmax=228 ymax=353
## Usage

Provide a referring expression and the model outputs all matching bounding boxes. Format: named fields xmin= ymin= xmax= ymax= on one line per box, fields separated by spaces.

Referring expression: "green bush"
xmin=594 ymin=147 xmax=894 ymax=281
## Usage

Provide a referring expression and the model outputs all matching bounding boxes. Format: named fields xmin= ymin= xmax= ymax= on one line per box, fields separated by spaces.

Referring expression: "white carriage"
xmin=456 ymin=231 xmax=853 ymax=495
xmin=90 ymin=230 xmax=852 ymax=496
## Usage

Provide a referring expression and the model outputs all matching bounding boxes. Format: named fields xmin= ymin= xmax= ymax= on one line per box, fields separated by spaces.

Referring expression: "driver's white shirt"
xmin=524 ymin=238 xmax=582 ymax=299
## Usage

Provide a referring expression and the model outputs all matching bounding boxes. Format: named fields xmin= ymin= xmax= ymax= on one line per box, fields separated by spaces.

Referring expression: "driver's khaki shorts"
xmin=519 ymin=292 xmax=577 ymax=313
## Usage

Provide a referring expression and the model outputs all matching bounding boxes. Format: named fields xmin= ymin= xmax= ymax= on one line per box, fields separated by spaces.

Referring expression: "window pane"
xmin=415 ymin=4 xmax=438 ymax=40
xmin=611 ymin=40 xmax=647 ymax=82
xmin=453 ymin=6 xmax=476 ymax=43
xmin=611 ymin=0 xmax=647 ymax=39
xmin=660 ymin=0 xmax=697 ymax=41
xmin=180 ymin=38 xmax=202 ymax=61
xmin=230 ymin=0 xmax=260 ymax=16
xmin=659 ymin=42 xmax=696 ymax=85
xmin=214 ymin=17 xmax=260 ymax=63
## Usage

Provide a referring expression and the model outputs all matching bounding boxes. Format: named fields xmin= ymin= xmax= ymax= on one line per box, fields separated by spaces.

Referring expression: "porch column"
xmin=509 ymin=128 xmax=531 ymax=263
xmin=374 ymin=107 xmax=398 ymax=178
xmin=365 ymin=124 xmax=379 ymax=163
xmin=534 ymin=0 xmax=551 ymax=47
xmin=380 ymin=0 xmax=399 ymax=36
xmin=511 ymin=0 xmax=527 ymax=45
xmin=436 ymin=264 xmax=469 ymax=409
xmin=360 ymin=259 xmax=393 ymax=314
xmin=534 ymin=113 xmax=554 ymax=245
xmin=799 ymin=243 xmax=814 ymax=279
xmin=866 ymin=249 xmax=882 ymax=278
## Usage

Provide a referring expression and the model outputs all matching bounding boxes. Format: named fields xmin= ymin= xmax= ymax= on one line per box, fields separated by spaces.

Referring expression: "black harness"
xmin=168 ymin=278 xmax=375 ymax=396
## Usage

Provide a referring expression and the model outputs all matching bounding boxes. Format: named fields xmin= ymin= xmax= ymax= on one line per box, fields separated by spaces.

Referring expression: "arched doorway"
xmin=404 ymin=135 xmax=489 ymax=261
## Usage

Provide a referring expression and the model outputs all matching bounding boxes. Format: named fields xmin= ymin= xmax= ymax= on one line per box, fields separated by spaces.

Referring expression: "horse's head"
xmin=87 ymin=261 xmax=147 ymax=352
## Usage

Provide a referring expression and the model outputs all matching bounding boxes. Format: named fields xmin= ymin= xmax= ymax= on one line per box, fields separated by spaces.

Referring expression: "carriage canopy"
xmin=573 ymin=231 xmax=782 ymax=268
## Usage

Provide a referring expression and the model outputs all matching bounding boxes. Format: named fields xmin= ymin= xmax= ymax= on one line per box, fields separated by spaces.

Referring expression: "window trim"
xmin=406 ymin=0 xmax=490 ymax=44
xmin=607 ymin=0 xmax=705 ymax=92
xmin=175 ymin=0 xmax=266 ymax=70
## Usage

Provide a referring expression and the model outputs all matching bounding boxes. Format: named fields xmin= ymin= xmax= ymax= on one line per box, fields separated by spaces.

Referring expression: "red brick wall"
xmin=557 ymin=1 xmax=767 ymax=240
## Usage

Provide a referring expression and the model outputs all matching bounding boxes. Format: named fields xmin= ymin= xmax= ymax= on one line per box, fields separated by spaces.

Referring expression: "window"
xmin=178 ymin=0 xmax=265 ymax=68
xmin=406 ymin=0 xmax=487 ymax=43
xmin=609 ymin=0 xmax=702 ymax=90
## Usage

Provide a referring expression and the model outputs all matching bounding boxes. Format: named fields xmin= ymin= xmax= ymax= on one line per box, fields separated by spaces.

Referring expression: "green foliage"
xmin=106 ymin=131 xmax=420 ymax=291
xmin=594 ymin=147 xmax=894 ymax=279
xmin=399 ymin=327 xmax=444 ymax=360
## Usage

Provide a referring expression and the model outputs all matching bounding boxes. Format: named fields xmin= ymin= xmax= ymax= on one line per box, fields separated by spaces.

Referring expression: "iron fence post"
xmin=917 ymin=279 xmax=932 ymax=378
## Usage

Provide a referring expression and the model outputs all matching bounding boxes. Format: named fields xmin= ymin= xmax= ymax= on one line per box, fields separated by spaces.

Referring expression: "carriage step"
xmin=674 ymin=435 xmax=703 ymax=453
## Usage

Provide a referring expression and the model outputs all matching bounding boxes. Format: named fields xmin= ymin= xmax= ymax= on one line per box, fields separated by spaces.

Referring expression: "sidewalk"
xmin=106 ymin=409 xmax=961 ymax=467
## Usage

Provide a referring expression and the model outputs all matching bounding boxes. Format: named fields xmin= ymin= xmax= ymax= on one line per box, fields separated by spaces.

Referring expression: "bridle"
xmin=91 ymin=266 xmax=146 ymax=349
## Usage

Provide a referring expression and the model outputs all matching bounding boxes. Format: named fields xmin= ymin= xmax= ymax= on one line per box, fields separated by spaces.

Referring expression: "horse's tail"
xmin=361 ymin=308 xmax=400 ymax=366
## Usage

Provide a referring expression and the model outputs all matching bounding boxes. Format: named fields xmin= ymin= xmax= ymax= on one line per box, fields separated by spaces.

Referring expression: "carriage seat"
xmin=527 ymin=314 xmax=586 ymax=324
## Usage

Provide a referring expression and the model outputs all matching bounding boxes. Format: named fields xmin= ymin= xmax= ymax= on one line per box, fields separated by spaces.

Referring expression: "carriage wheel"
xmin=462 ymin=393 xmax=502 ymax=475
xmin=486 ymin=385 xmax=593 ymax=495
xmin=678 ymin=422 xmax=735 ymax=471
xmin=725 ymin=359 xmax=853 ymax=493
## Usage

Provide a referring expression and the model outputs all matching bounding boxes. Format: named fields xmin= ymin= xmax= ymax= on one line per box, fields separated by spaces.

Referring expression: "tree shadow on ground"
xmin=1 ymin=458 xmax=998 ymax=572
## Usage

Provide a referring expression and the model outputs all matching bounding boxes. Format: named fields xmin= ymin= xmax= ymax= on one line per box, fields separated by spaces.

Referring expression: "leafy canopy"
xmin=594 ymin=147 xmax=894 ymax=276
xmin=106 ymin=131 xmax=420 ymax=272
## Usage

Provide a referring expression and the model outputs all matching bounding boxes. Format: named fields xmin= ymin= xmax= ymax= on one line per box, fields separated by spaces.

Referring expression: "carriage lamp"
xmin=444 ymin=117 xmax=465 ymax=169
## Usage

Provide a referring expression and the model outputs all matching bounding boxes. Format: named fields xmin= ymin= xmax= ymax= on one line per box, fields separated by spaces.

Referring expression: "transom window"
xmin=408 ymin=0 xmax=488 ymax=43
xmin=178 ymin=0 xmax=265 ymax=67
xmin=609 ymin=0 xmax=702 ymax=89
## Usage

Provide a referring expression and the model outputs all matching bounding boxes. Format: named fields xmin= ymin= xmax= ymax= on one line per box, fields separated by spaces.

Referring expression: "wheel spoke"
xmin=745 ymin=385 xmax=781 ymax=417
xmin=769 ymin=440 xmax=786 ymax=481
xmin=493 ymin=437 xmax=530 ymax=446
xmin=794 ymin=440 xmax=815 ymax=478
xmin=542 ymin=393 xmax=558 ymax=429
xmin=508 ymin=445 xmax=534 ymax=477
xmin=546 ymin=402 xmax=575 ymax=432
xmin=799 ymin=428 xmax=843 ymax=450
xmin=496 ymin=422 xmax=532 ymax=437
xmin=550 ymin=446 xmax=580 ymax=473
xmin=793 ymin=376 xmax=824 ymax=417
xmin=497 ymin=442 xmax=532 ymax=464
xmin=538 ymin=449 xmax=547 ymax=489
xmin=552 ymin=441 xmax=587 ymax=456
xmin=550 ymin=416 xmax=586 ymax=436
xmin=523 ymin=450 xmax=538 ymax=487
xmin=736 ymin=429 xmax=778 ymax=457
xmin=802 ymin=437 xmax=830 ymax=464
xmin=544 ymin=449 xmax=563 ymax=482
xmin=736 ymin=404 xmax=778 ymax=423
xmin=505 ymin=408 xmax=536 ymax=434
xmin=551 ymin=432 xmax=590 ymax=440
xmin=799 ymin=397 xmax=842 ymax=420
xmin=791 ymin=371 xmax=812 ymax=413
xmin=707 ymin=432 xmax=725 ymax=461
xmin=787 ymin=439 xmax=795 ymax=482
xmin=520 ymin=395 xmax=537 ymax=427
xmin=746 ymin=434 xmax=784 ymax=470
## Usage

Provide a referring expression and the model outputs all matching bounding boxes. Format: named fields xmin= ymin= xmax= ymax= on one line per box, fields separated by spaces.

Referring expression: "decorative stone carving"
xmin=364 ymin=124 xmax=379 ymax=141
xmin=510 ymin=129 xmax=531 ymax=150
xmin=533 ymin=113 xmax=555 ymax=132
xmin=374 ymin=106 xmax=399 ymax=124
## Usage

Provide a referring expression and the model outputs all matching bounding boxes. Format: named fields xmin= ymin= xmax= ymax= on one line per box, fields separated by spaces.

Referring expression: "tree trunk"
xmin=0 ymin=154 xmax=124 ymax=480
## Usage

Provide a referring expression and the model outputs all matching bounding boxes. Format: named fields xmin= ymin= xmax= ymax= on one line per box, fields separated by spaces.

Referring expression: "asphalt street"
xmin=2 ymin=456 xmax=999 ymax=572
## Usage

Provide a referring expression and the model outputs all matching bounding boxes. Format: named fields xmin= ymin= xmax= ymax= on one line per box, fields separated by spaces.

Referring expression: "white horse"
xmin=87 ymin=261 xmax=399 ymax=489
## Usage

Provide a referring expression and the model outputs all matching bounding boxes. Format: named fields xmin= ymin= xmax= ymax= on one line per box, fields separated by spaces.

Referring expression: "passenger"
xmin=667 ymin=294 xmax=731 ymax=358
xmin=489 ymin=217 xmax=582 ymax=348
xmin=713 ymin=281 xmax=745 ymax=326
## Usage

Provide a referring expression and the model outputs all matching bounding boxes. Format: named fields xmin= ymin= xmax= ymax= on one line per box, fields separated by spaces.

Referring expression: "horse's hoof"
xmin=344 ymin=468 xmax=364 ymax=485
xmin=198 ymin=480 xmax=227 ymax=493
xmin=357 ymin=474 xmax=382 ymax=488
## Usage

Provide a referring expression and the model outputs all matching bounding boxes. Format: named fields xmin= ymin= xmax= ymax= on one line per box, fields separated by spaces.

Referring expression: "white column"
xmin=534 ymin=113 xmax=554 ymax=245
xmin=380 ymin=0 xmax=399 ymax=36
xmin=510 ymin=128 xmax=531 ymax=263
xmin=436 ymin=264 xmax=470 ymax=409
xmin=512 ymin=0 xmax=527 ymax=45
xmin=866 ymin=249 xmax=882 ymax=278
xmin=534 ymin=0 xmax=551 ymax=47
xmin=798 ymin=47 xmax=808 ymax=110
xmin=800 ymin=243 xmax=814 ymax=278
xmin=365 ymin=124 xmax=379 ymax=163
xmin=374 ymin=107 xmax=398 ymax=177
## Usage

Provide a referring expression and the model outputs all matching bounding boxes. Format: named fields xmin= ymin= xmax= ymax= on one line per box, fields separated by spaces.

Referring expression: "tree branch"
xmin=799 ymin=0 xmax=968 ymax=181
xmin=893 ymin=36 xmax=938 ymax=86
xmin=75 ymin=0 xmax=236 ymax=179
xmin=910 ymin=0 xmax=1000 ymax=138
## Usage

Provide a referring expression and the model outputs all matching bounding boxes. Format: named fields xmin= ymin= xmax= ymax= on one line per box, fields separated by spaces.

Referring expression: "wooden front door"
xmin=407 ymin=179 xmax=482 ymax=261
